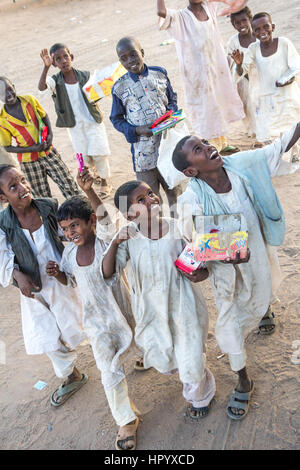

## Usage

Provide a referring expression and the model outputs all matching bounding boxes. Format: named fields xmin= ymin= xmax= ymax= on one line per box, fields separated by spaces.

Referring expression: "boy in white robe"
xmin=0 ymin=164 xmax=87 ymax=407
xmin=232 ymin=12 xmax=300 ymax=157
xmin=172 ymin=123 xmax=300 ymax=419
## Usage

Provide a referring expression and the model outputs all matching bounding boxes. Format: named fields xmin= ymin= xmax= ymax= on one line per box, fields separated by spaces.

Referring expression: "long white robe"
xmin=159 ymin=2 xmax=244 ymax=139
xmin=0 ymin=224 xmax=84 ymax=355
xmin=177 ymin=128 xmax=299 ymax=358
xmin=242 ymin=37 xmax=300 ymax=152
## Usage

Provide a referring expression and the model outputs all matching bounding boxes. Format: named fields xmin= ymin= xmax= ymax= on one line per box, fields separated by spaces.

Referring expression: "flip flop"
xmin=50 ymin=373 xmax=88 ymax=407
xmin=226 ymin=380 xmax=254 ymax=421
xmin=258 ymin=309 xmax=276 ymax=335
xmin=115 ymin=417 xmax=139 ymax=451
xmin=220 ymin=145 xmax=240 ymax=155
xmin=134 ymin=359 xmax=145 ymax=371
xmin=98 ymin=184 xmax=113 ymax=200
xmin=187 ymin=398 xmax=214 ymax=420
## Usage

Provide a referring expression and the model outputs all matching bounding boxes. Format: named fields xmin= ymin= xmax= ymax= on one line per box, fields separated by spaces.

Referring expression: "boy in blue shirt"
xmin=110 ymin=37 xmax=181 ymax=214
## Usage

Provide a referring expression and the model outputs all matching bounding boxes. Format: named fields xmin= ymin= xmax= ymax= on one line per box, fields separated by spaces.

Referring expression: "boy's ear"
xmin=141 ymin=49 xmax=145 ymax=58
xmin=183 ymin=167 xmax=198 ymax=178
xmin=0 ymin=193 xmax=8 ymax=204
xmin=90 ymin=213 xmax=97 ymax=225
xmin=70 ymin=53 xmax=74 ymax=62
xmin=272 ymin=23 xmax=275 ymax=31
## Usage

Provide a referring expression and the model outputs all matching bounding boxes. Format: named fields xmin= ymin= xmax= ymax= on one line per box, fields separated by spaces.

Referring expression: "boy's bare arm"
xmin=38 ymin=49 xmax=53 ymax=91
xmin=157 ymin=0 xmax=167 ymax=18
xmin=4 ymin=142 xmax=47 ymax=154
xmin=76 ymin=168 xmax=110 ymax=222
xmin=286 ymin=122 xmax=300 ymax=152
xmin=102 ymin=226 xmax=131 ymax=278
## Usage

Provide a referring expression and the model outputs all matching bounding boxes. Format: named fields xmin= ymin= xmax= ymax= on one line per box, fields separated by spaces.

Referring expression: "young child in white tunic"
xmin=102 ymin=180 xmax=216 ymax=440
xmin=227 ymin=7 xmax=258 ymax=136
xmin=38 ymin=43 xmax=112 ymax=198
xmin=157 ymin=0 xmax=245 ymax=153
xmin=232 ymin=12 xmax=300 ymax=157
xmin=46 ymin=169 xmax=139 ymax=451
xmin=0 ymin=164 xmax=87 ymax=408
xmin=172 ymin=123 xmax=300 ymax=420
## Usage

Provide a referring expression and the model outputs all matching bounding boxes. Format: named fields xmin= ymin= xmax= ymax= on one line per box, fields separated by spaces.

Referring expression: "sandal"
xmin=134 ymin=359 xmax=145 ymax=371
xmin=258 ymin=308 xmax=276 ymax=335
xmin=98 ymin=184 xmax=113 ymax=200
xmin=226 ymin=380 xmax=254 ymax=421
xmin=115 ymin=417 xmax=139 ymax=451
xmin=187 ymin=399 xmax=214 ymax=420
xmin=50 ymin=373 xmax=88 ymax=407
xmin=220 ymin=145 xmax=240 ymax=155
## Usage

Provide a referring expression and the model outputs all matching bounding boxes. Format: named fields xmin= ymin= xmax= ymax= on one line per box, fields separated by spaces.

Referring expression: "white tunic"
xmin=242 ymin=37 xmax=300 ymax=149
xmin=61 ymin=235 xmax=133 ymax=390
xmin=159 ymin=2 xmax=244 ymax=139
xmin=0 ymin=224 xmax=84 ymax=355
xmin=110 ymin=218 xmax=210 ymax=385
xmin=177 ymin=128 xmax=299 ymax=355
xmin=41 ymin=76 xmax=111 ymax=157
xmin=227 ymin=33 xmax=258 ymax=136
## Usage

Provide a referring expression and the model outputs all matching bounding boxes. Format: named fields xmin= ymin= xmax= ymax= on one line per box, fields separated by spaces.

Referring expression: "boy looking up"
xmin=0 ymin=77 xmax=80 ymax=199
xmin=110 ymin=37 xmax=182 ymax=213
xmin=173 ymin=123 xmax=300 ymax=419
xmin=38 ymin=44 xmax=112 ymax=199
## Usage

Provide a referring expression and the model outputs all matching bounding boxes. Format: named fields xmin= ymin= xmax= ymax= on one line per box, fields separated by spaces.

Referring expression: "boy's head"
xmin=114 ymin=180 xmax=160 ymax=221
xmin=251 ymin=12 xmax=274 ymax=43
xmin=116 ymin=37 xmax=145 ymax=75
xmin=172 ymin=136 xmax=223 ymax=178
xmin=49 ymin=43 xmax=73 ymax=73
xmin=57 ymin=196 xmax=96 ymax=246
xmin=0 ymin=77 xmax=17 ymax=106
xmin=0 ymin=165 xmax=32 ymax=207
xmin=230 ymin=7 xmax=253 ymax=35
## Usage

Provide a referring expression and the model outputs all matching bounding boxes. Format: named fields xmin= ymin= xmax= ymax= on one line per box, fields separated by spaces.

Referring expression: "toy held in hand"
xmin=175 ymin=244 xmax=206 ymax=274
xmin=151 ymin=109 xmax=186 ymax=135
xmin=76 ymin=153 xmax=85 ymax=173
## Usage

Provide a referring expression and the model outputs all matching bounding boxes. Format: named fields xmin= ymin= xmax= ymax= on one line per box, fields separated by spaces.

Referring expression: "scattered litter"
xmin=160 ymin=39 xmax=175 ymax=46
xmin=69 ymin=17 xmax=77 ymax=21
xmin=34 ymin=380 xmax=47 ymax=391
xmin=78 ymin=20 xmax=83 ymax=24
xmin=48 ymin=424 xmax=53 ymax=432
xmin=217 ymin=353 xmax=225 ymax=360
xmin=34 ymin=29 xmax=38 ymax=33
xmin=101 ymin=39 xmax=109 ymax=44
xmin=208 ymin=429 xmax=214 ymax=435
xmin=115 ymin=10 xmax=122 ymax=14
xmin=252 ymin=402 xmax=260 ymax=408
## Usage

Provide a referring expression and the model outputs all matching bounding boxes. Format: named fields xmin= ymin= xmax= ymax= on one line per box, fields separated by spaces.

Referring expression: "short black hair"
xmin=0 ymin=163 xmax=16 ymax=194
xmin=56 ymin=196 xmax=94 ymax=224
xmin=116 ymin=36 xmax=142 ymax=53
xmin=230 ymin=6 xmax=253 ymax=26
xmin=49 ymin=43 xmax=70 ymax=56
xmin=252 ymin=12 xmax=272 ymax=24
xmin=114 ymin=180 xmax=142 ymax=212
xmin=172 ymin=136 xmax=192 ymax=173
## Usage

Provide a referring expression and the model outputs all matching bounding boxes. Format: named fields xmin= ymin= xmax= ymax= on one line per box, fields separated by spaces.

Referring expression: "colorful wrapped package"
xmin=83 ymin=62 xmax=127 ymax=102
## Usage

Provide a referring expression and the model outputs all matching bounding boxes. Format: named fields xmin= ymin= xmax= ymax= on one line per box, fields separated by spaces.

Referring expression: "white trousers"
xmin=46 ymin=343 xmax=77 ymax=379
xmin=86 ymin=155 xmax=111 ymax=179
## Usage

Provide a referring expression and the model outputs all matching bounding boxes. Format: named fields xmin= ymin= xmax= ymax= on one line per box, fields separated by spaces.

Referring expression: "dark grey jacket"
xmin=0 ymin=198 xmax=64 ymax=291
xmin=51 ymin=68 xmax=103 ymax=127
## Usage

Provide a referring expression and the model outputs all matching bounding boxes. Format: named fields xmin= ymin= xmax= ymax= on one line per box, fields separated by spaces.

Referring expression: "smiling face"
xmin=117 ymin=39 xmax=145 ymax=75
xmin=252 ymin=16 xmax=274 ymax=44
xmin=0 ymin=79 xmax=17 ymax=106
xmin=59 ymin=215 xmax=96 ymax=246
xmin=0 ymin=167 xmax=32 ymax=207
xmin=52 ymin=47 xmax=73 ymax=73
xmin=233 ymin=12 xmax=252 ymax=35
xmin=126 ymin=182 xmax=160 ymax=222
xmin=182 ymin=137 xmax=223 ymax=177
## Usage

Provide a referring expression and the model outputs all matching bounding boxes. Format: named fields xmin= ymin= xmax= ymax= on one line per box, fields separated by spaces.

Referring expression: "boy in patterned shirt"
xmin=110 ymin=37 xmax=182 ymax=214
xmin=0 ymin=77 xmax=80 ymax=199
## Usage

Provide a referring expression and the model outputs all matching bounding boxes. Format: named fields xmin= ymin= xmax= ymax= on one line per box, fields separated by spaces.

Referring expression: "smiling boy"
xmin=0 ymin=77 xmax=80 ymax=199
xmin=173 ymin=123 xmax=300 ymax=419
xmin=110 ymin=37 xmax=181 ymax=212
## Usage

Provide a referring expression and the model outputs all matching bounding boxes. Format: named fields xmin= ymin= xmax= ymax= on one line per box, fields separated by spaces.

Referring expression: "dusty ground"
xmin=0 ymin=0 xmax=300 ymax=451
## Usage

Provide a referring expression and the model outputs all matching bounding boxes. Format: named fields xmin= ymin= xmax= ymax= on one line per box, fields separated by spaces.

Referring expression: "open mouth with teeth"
xmin=209 ymin=150 xmax=220 ymax=160
xmin=20 ymin=192 xmax=30 ymax=199
xmin=71 ymin=235 xmax=81 ymax=242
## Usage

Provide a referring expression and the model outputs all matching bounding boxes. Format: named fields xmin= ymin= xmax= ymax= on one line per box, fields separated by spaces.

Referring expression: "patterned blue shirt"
xmin=110 ymin=64 xmax=178 ymax=172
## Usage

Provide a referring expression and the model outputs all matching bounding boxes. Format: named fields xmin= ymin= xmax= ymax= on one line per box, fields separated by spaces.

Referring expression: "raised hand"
xmin=46 ymin=260 xmax=60 ymax=277
xmin=207 ymin=0 xmax=248 ymax=17
xmin=77 ymin=166 xmax=94 ymax=192
xmin=40 ymin=48 xmax=53 ymax=68
xmin=231 ymin=49 xmax=244 ymax=66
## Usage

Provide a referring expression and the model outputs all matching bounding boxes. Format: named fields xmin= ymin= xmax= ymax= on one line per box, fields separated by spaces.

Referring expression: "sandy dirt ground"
xmin=0 ymin=0 xmax=300 ymax=451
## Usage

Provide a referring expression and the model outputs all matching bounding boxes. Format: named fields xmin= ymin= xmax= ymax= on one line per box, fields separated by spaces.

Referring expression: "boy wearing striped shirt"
xmin=0 ymin=77 xmax=80 ymax=199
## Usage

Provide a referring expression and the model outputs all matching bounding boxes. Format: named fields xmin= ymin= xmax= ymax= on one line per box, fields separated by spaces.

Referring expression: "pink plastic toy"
xmin=76 ymin=153 xmax=84 ymax=172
